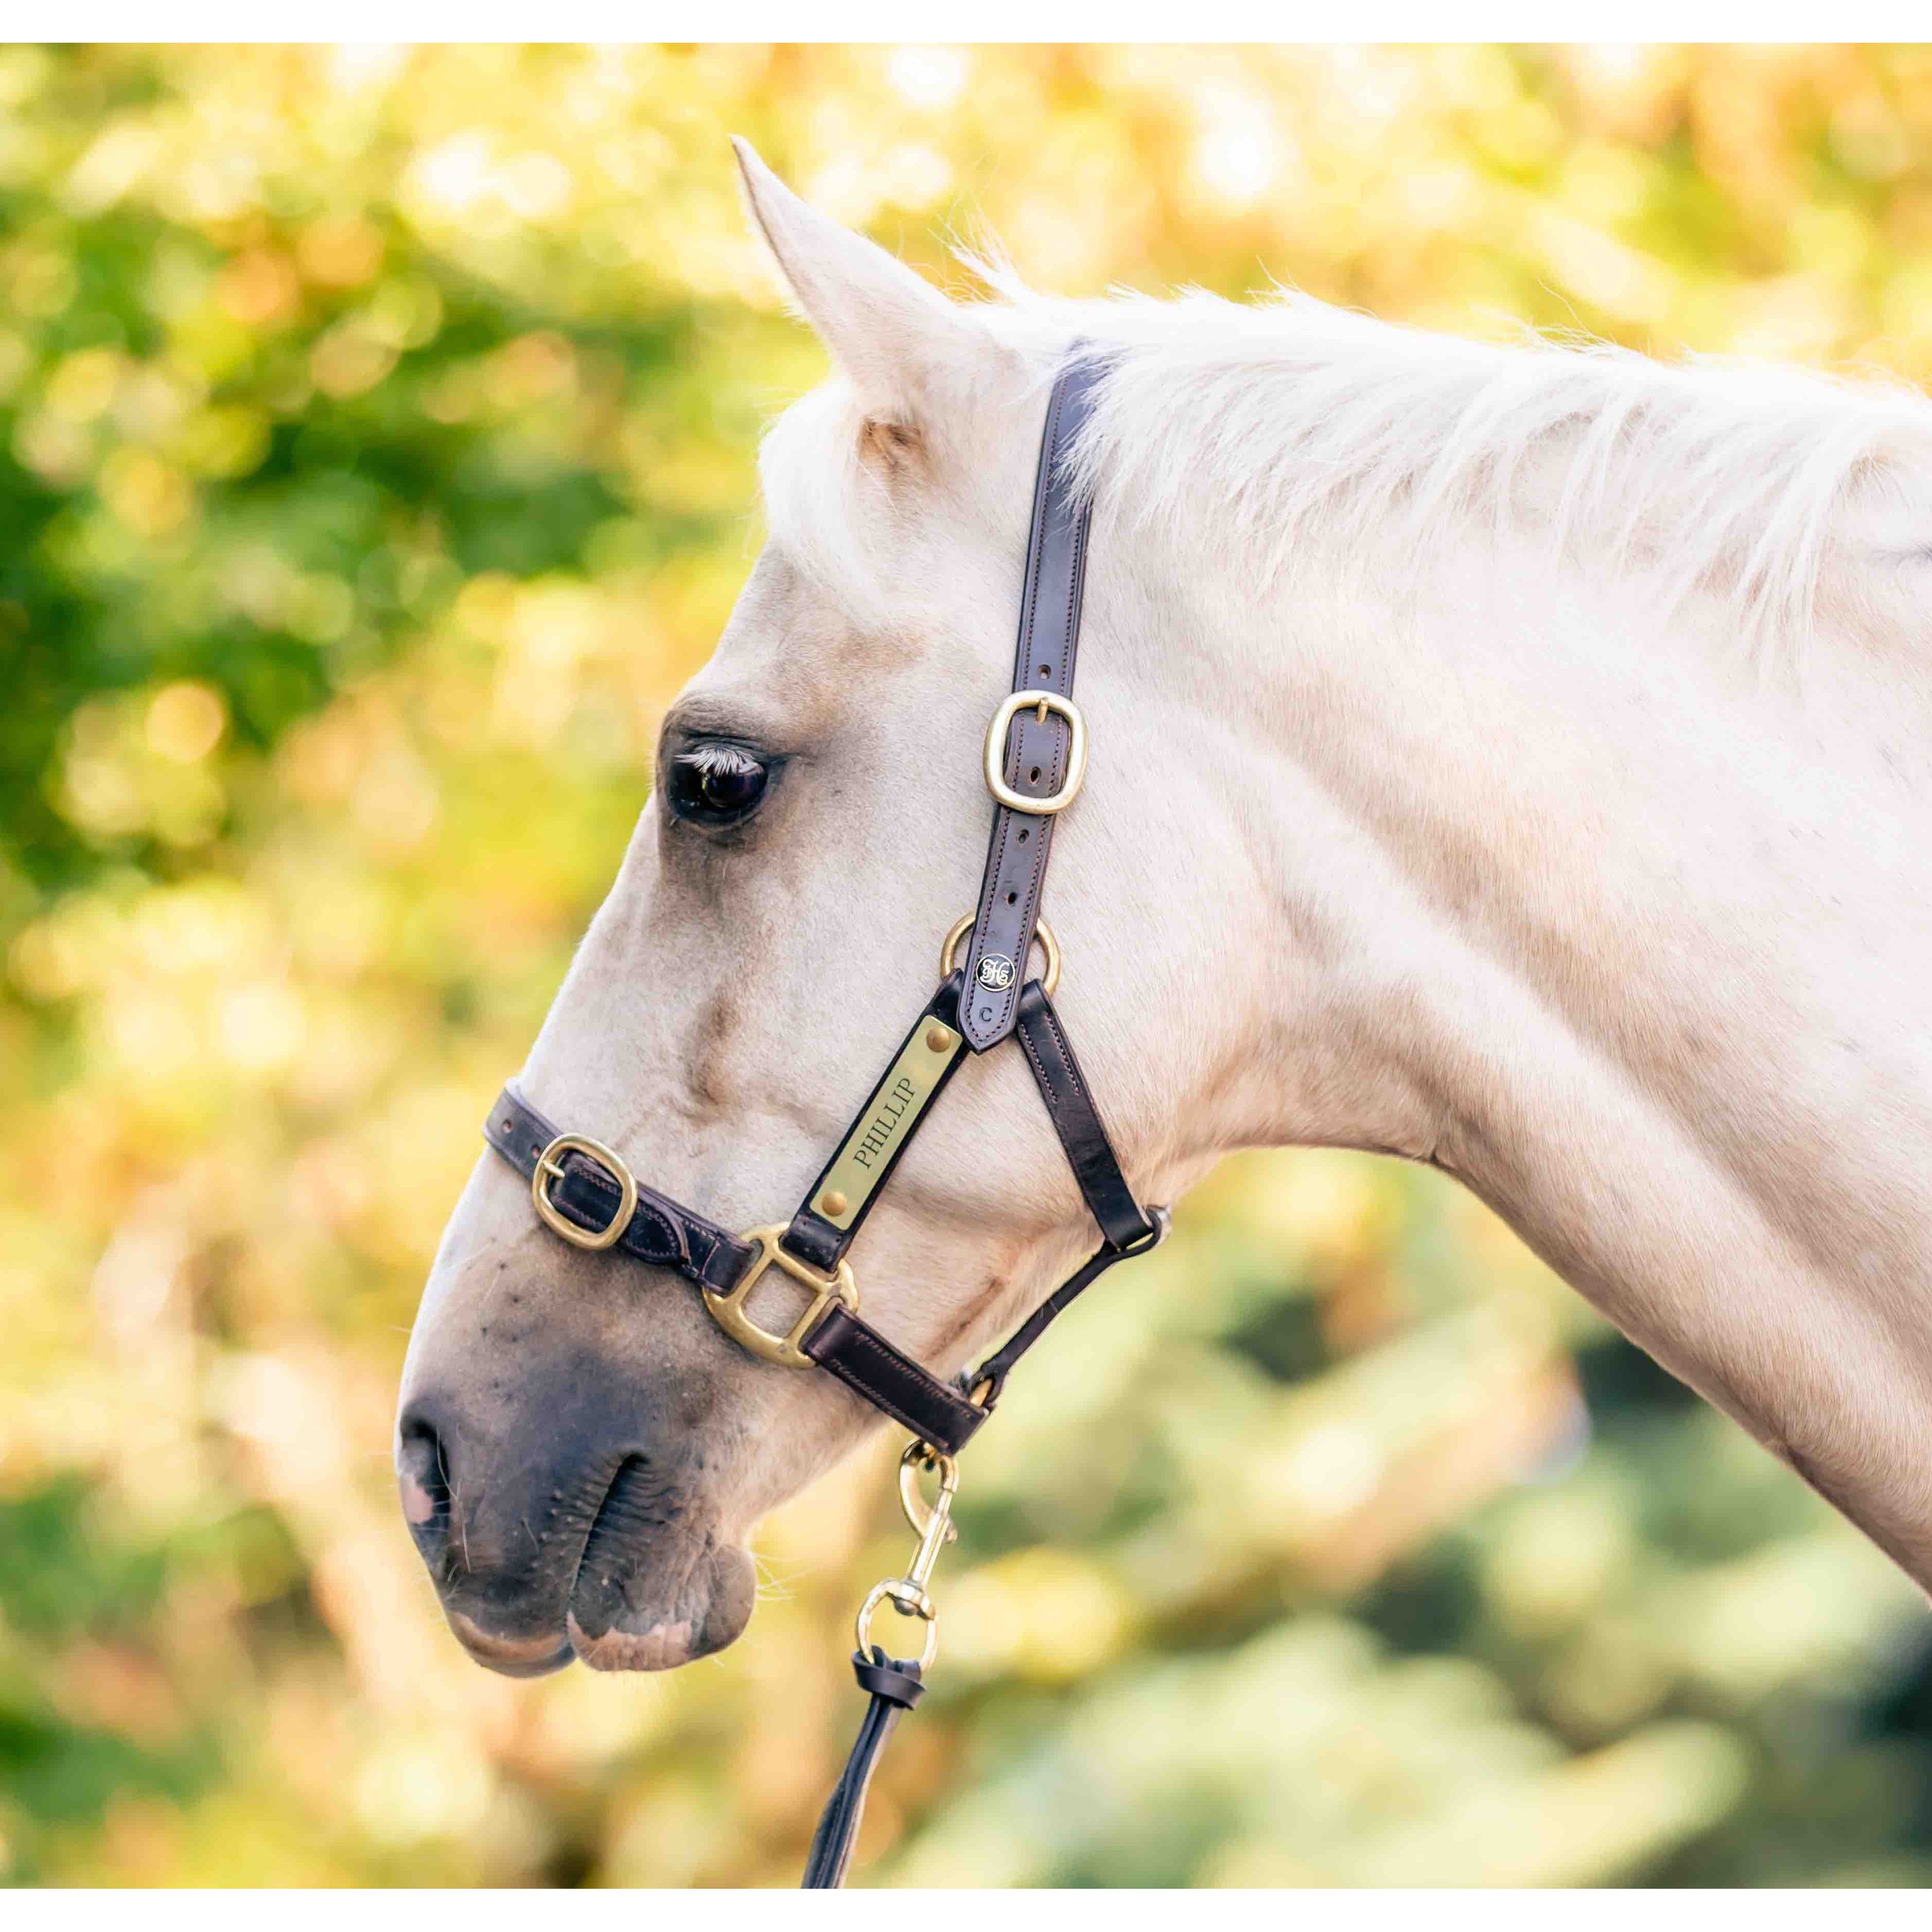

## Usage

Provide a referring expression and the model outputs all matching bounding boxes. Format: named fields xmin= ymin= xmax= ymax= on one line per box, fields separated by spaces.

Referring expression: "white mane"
xmin=976 ymin=271 xmax=1932 ymax=651
xmin=765 ymin=259 xmax=1932 ymax=655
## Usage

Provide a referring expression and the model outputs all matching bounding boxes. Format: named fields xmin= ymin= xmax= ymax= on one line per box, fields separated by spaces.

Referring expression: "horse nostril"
xmin=396 ymin=1413 xmax=453 ymax=1541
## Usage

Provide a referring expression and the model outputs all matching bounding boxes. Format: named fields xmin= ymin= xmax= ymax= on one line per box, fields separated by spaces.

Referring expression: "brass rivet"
xmin=820 ymin=1189 xmax=849 ymax=1218
xmin=925 ymin=1025 xmax=952 ymax=1053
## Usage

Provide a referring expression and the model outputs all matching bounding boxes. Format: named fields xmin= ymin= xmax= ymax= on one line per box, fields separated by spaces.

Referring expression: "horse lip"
xmin=430 ymin=1459 xmax=636 ymax=1679
xmin=567 ymin=1610 xmax=696 ymax=1672
xmin=446 ymin=1608 xmax=574 ymax=1678
xmin=431 ymin=1458 xmax=739 ymax=1680
xmin=563 ymin=1464 xmax=758 ymax=1672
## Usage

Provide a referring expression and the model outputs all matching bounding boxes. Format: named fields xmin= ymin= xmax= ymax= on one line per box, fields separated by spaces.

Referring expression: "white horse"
xmin=397 ymin=138 xmax=1932 ymax=1681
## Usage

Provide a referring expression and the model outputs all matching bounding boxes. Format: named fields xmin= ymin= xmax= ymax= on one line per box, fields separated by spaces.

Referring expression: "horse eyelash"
xmin=674 ymin=742 xmax=764 ymax=779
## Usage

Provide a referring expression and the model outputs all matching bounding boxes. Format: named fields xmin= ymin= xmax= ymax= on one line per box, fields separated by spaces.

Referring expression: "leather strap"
xmin=958 ymin=358 xmax=1102 ymax=1052
xmin=484 ymin=972 xmax=1160 ymax=1456
xmin=484 ymin=1077 xmax=991 ymax=1458
xmin=801 ymin=975 xmax=1160 ymax=1449
xmin=1014 ymin=980 xmax=1153 ymax=1251
xmin=485 ymin=1084 xmax=754 ymax=1293
xmin=485 ymin=980 xmax=1160 ymax=1453
xmin=801 ymin=1647 xmax=926 ymax=1888
xmin=964 ymin=1206 xmax=1168 ymax=1413
xmin=802 ymin=1303 xmax=988 ymax=1455
xmin=782 ymin=974 xmax=969 ymax=1274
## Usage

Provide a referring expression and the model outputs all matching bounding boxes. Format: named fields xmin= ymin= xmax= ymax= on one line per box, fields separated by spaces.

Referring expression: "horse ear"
xmin=731 ymin=136 xmax=988 ymax=424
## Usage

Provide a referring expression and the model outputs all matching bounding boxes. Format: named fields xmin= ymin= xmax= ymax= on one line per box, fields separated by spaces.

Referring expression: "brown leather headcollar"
xmin=482 ymin=356 xmax=1162 ymax=1457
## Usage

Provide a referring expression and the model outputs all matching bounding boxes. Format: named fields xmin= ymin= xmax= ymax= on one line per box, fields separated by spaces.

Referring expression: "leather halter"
xmin=481 ymin=358 xmax=1162 ymax=1883
xmin=483 ymin=357 xmax=1158 ymax=1453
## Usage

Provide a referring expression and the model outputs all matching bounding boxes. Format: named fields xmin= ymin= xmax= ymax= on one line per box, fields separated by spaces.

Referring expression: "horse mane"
xmin=968 ymin=260 xmax=1932 ymax=651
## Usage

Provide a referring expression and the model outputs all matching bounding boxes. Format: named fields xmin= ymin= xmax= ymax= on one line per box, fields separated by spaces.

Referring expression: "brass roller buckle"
xmin=532 ymin=1133 xmax=638 ymax=1252
xmin=704 ymin=1224 xmax=858 ymax=1371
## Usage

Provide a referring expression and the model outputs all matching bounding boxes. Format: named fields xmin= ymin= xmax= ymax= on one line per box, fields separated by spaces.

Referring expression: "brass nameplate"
xmin=814 ymin=1018 xmax=961 ymax=1230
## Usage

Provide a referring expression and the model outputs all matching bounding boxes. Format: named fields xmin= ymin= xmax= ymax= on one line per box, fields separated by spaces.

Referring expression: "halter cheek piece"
xmin=482 ymin=360 xmax=1164 ymax=1886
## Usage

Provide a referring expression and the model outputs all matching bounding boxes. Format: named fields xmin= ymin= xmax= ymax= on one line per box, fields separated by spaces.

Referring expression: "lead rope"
xmin=802 ymin=1443 xmax=958 ymax=1887
xmin=801 ymin=1207 xmax=1170 ymax=1886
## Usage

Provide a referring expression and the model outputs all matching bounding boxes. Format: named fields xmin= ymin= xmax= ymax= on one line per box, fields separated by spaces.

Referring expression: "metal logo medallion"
xmin=977 ymin=953 xmax=1016 ymax=991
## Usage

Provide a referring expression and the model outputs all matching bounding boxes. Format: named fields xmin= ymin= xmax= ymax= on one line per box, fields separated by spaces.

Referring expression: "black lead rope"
xmin=801 ymin=1648 xmax=927 ymax=1888
xmin=795 ymin=1213 xmax=1169 ymax=1887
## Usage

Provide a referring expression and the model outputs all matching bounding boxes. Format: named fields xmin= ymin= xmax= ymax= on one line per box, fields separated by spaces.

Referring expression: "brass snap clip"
xmin=853 ymin=1443 xmax=960 ymax=1671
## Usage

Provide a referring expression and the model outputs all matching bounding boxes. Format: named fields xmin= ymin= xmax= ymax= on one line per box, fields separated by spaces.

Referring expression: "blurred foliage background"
xmin=4 ymin=41 xmax=1932 ymax=1889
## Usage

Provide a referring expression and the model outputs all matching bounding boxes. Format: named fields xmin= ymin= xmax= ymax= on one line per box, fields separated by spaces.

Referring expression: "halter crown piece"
xmin=484 ymin=358 xmax=1165 ymax=1887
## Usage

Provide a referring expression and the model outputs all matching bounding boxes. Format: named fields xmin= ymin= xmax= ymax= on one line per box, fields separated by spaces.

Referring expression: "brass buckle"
xmin=983 ymin=689 xmax=1087 ymax=815
xmin=532 ymin=1133 xmax=637 ymax=1251
xmin=704 ymin=1224 xmax=859 ymax=1370
xmin=939 ymin=910 xmax=1061 ymax=996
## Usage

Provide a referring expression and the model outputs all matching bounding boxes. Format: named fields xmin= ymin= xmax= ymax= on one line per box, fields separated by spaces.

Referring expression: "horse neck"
xmin=1132 ymin=513 xmax=1932 ymax=1586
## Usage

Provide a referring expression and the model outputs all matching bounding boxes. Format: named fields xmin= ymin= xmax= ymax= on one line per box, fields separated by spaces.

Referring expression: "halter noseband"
xmin=480 ymin=359 xmax=1163 ymax=1884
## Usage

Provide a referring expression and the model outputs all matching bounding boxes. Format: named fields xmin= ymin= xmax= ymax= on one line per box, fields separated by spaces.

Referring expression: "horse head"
xmin=394 ymin=145 xmax=1236 ymax=1675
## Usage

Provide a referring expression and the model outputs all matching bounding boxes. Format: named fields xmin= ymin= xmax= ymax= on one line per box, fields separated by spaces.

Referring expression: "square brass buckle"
xmin=983 ymin=689 xmax=1087 ymax=815
xmin=532 ymin=1133 xmax=637 ymax=1252
xmin=704 ymin=1224 xmax=858 ymax=1370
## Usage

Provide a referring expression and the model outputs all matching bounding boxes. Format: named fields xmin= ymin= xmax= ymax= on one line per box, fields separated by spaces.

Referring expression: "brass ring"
xmin=532 ymin=1133 xmax=637 ymax=1252
xmin=854 ymin=1577 xmax=939 ymax=1671
xmin=939 ymin=912 xmax=1060 ymax=997
xmin=704 ymin=1225 xmax=858 ymax=1371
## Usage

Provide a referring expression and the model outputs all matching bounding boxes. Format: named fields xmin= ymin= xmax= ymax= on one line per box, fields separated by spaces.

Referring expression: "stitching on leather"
xmin=1018 ymin=1002 xmax=1105 ymax=1206
xmin=1037 ymin=1004 xmax=1092 ymax=1121
xmin=1011 ymin=381 xmax=1062 ymax=658
xmin=625 ymin=1204 xmax=683 ymax=1262
xmin=968 ymin=803 xmax=1017 ymax=1042
xmin=964 ymin=374 xmax=1079 ymax=1045
xmin=974 ymin=380 xmax=1097 ymax=1043
xmin=1020 ymin=996 xmax=1145 ymax=1242
xmin=824 ymin=1319 xmax=974 ymax=1443
xmin=505 ymin=1089 xmax=715 ymax=1270
xmin=496 ymin=1093 xmax=760 ymax=1288
xmin=1000 ymin=811 xmax=1050 ymax=1035
xmin=1052 ymin=497 xmax=1089 ymax=793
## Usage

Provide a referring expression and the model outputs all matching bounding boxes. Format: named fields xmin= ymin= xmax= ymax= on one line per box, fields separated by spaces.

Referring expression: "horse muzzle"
xmin=396 ymin=1365 xmax=756 ymax=1676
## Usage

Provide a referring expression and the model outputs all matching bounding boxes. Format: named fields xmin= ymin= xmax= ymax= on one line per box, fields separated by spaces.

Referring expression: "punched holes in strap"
xmin=958 ymin=357 xmax=1103 ymax=1053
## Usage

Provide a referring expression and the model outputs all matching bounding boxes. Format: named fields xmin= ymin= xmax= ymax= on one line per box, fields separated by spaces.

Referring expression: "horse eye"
xmin=666 ymin=744 xmax=770 ymax=827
